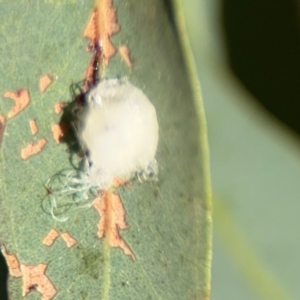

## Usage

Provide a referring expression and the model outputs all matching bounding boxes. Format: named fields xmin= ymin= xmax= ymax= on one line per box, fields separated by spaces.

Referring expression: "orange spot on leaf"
xmin=39 ymin=74 xmax=53 ymax=92
xmin=21 ymin=264 xmax=57 ymax=300
xmin=84 ymin=59 xmax=97 ymax=90
xmin=4 ymin=89 xmax=30 ymax=118
xmin=61 ymin=232 xmax=77 ymax=248
xmin=54 ymin=102 xmax=64 ymax=114
xmin=112 ymin=178 xmax=127 ymax=187
xmin=83 ymin=8 xmax=101 ymax=90
xmin=29 ymin=119 xmax=38 ymax=135
xmin=119 ymin=45 xmax=133 ymax=67
xmin=82 ymin=2 xmax=120 ymax=89
xmin=21 ymin=138 xmax=47 ymax=160
xmin=42 ymin=229 xmax=59 ymax=247
xmin=83 ymin=8 xmax=98 ymax=44
xmin=51 ymin=124 xmax=64 ymax=143
xmin=1 ymin=246 xmax=22 ymax=277
xmin=96 ymin=0 xmax=120 ymax=65
xmin=0 ymin=115 xmax=6 ymax=147
xmin=92 ymin=191 xmax=135 ymax=260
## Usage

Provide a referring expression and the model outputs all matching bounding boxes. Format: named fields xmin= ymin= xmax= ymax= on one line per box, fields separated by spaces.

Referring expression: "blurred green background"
xmin=182 ymin=0 xmax=300 ymax=299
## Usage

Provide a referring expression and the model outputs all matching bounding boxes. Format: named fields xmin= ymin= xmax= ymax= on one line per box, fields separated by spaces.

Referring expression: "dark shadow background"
xmin=222 ymin=0 xmax=300 ymax=136
xmin=0 ymin=251 xmax=8 ymax=299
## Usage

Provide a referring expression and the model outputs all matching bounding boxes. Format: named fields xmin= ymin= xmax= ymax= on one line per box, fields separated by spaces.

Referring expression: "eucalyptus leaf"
xmin=0 ymin=1 xmax=212 ymax=299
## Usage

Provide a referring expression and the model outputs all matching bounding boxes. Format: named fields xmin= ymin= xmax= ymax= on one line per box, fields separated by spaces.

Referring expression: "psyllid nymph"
xmin=78 ymin=78 xmax=159 ymax=188
xmin=44 ymin=79 xmax=159 ymax=221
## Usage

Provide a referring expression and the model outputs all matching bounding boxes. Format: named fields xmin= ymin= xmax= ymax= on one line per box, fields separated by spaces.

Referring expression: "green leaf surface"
xmin=0 ymin=1 xmax=212 ymax=299
xmin=183 ymin=0 xmax=300 ymax=299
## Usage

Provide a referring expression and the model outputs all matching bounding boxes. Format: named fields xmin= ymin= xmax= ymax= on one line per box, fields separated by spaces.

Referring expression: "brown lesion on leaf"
xmin=83 ymin=8 xmax=101 ymax=90
xmin=3 ymin=89 xmax=30 ymax=118
xmin=29 ymin=119 xmax=38 ymax=135
xmin=51 ymin=124 xmax=64 ymax=144
xmin=42 ymin=229 xmax=77 ymax=248
xmin=39 ymin=74 xmax=53 ymax=92
xmin=42 ymin=229 xmax=59 ymax=247
xmin=1 ymin=246 xmax=22 ymax=277
xmin=0 ymin=115 xmax=6 ymax=147
xmin=84 ymin=8 xmax=99 ymax=49
xmin=21 ymin=138 xmax=47 ymax=160
xmin=54 ymin=102 xmax=64 ymax=114
xmin=96 ymin=0 xmax=120 ymax=65
xmin=61 ymin=232 xmax=77 ymax=248
xmin=112 ymin=178 xmax=128 ymax=188
xmin=84 ymin=58 xmax=99 ymax=91
xmin=82 ymin=1 xmax=135 ymax=98
xmin=21 ymin=263 xmax=57 ymax=300
xmin=83 ymin=0 xmax=120 ymax=89
xmin=1 ymin=246 xmax=57 ymax=299
xmin=92 ymin=191 xmax=136 ymax=261
xmin=118 ymin=45 xmax=133 ymax=67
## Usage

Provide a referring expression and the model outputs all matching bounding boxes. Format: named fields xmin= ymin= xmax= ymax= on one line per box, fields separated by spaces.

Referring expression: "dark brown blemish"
xmin=83 ymin=8 xmax=102 ymax=91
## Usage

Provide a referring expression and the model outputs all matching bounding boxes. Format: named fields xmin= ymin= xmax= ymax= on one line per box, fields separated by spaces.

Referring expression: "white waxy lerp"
xmin=78 ymin=79 xmax=159 ymax=189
